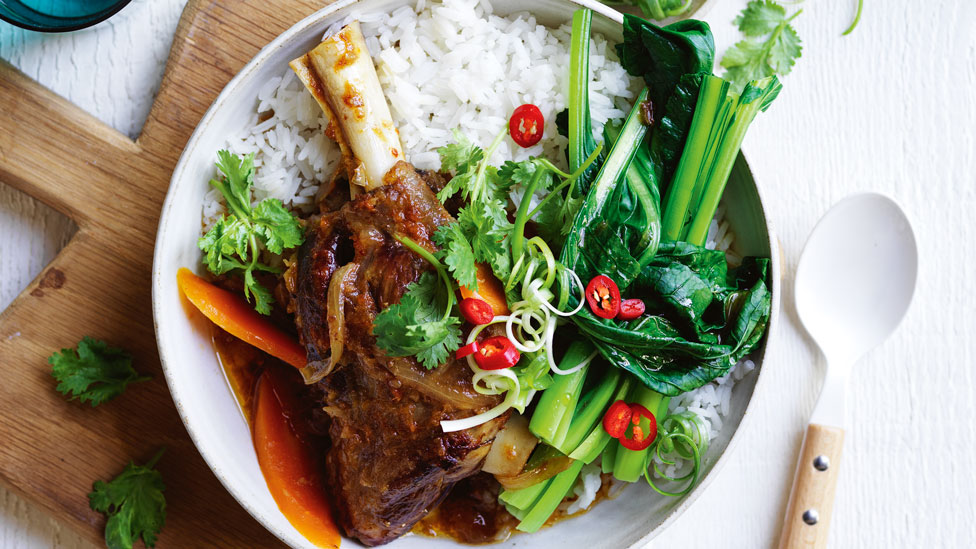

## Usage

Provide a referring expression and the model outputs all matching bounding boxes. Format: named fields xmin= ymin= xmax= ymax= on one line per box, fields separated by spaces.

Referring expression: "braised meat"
xmin=294 ymin=162 xmax=505 ymax=546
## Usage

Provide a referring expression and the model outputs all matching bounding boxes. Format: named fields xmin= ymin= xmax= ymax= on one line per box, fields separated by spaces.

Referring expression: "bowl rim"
xmin=151 ymin=0 xmax=781 ymax=546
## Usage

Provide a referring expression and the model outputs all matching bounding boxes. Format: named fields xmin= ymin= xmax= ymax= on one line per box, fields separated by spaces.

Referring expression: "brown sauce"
xmin=212 ymin=325 xmax=612 ymax=545
xmin=414 ymin=472 xmax=616 ymax=543
xmin=212 ymin=325 xmax=265 ymax=422
xmin=414 ymin=473 xmax=518 ymax=544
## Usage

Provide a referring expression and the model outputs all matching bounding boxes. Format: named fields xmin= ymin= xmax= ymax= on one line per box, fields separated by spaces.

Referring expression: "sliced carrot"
xmin=176 ymin=268 xmax=306 ymax=369
xmin=460 ymin=262 xmax=510 ymax=316
xmin=254 ymin=366 xmax=340 ymax=548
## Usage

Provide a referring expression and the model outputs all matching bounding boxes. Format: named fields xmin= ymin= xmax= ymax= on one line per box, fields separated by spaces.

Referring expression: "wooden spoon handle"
xmin=777 ymin=423 xmax=845 ymax=549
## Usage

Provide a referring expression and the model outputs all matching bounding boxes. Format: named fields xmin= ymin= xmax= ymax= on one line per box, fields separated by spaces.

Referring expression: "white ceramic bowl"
xmin=152 ymin=0 xmax=780 ymax=547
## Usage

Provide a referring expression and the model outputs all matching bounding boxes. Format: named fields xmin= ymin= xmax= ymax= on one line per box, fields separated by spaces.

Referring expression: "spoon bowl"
xmin=795 ymin=192 xmax=918 ymax=364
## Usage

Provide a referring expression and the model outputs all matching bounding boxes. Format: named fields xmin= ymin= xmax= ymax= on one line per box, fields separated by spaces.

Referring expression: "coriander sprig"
xmin=372 ymin=236 xmax=463 ymax=369
xmin=432 ymin=129 xmax=604 ymax=294
xmin=720 ymin=0 xmax=803 ymax=93
xmin=197 ymin=150 xmax=304 ymax=314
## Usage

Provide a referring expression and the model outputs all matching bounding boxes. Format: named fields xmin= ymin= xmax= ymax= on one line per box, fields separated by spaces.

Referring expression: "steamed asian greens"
xmin=556 ymin=13 xmax=775 ymax=396
xmin=198 ymin=150 xmax=304 ymax=314
xmin=498 ymin=12 xmax=775 ymax=530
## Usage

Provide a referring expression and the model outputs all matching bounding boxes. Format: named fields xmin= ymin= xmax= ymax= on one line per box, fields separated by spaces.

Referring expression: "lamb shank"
xmin=287 ymin=23 xmax=506 ymax=546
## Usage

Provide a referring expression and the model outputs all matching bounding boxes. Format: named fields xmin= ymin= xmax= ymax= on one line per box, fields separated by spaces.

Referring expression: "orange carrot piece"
xmin=254 ymin=367 xmax=340 ymax=548
xmin=460 ymin=262 xmax=510 ymax=316
xmin=176 ymin=268 xmax=306 ymax=369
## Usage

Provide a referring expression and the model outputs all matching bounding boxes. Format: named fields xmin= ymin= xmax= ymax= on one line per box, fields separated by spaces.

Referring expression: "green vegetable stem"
xmin=568 ymin=373 xmax=634 ymax=462
xmin=553 ymin=12 xmax=775 ymax=397
xmin=516 ymin=460 xmax=586 ymax=533
xmin=528 ymin=342 xmax=592 ymax=447
xmin=555 ymin=367 xmax=622 ymax=455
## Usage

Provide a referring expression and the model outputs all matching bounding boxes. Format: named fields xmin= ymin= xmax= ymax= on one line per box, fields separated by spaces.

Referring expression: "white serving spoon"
xmin=778 ymin=193 xmax=918 ymax=549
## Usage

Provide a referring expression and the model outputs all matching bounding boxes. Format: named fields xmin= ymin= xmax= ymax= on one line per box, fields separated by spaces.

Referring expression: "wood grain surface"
xmin=0 ymin=1 xmax=327 ymax=546
xmin=777 ymin=424 xmax=845 ymax=549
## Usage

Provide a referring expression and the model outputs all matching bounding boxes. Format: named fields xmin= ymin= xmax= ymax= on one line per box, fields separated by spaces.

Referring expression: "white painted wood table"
xmin=2 ymin=0 xmax=974 ymax=547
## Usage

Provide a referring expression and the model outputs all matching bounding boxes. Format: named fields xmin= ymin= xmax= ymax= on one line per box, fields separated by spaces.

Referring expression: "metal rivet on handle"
xmin=813 ymin=455 xmax=830 ymax=471
xmin=803 ymin=509 xmax=819 ymax=525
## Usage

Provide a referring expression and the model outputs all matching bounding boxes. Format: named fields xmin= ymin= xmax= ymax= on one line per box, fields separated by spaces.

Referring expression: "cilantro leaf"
xmin=436 ymin=131 xmax=484 ymax=202
xmin=252 ymin=198 xmax=304 ymax=254
xmin=243 ymin=269 xmax=276 ymax=316
xmin=734 ymin=0 xmax=786 ymax=36
xmin=436 ymin=130 xmax=506 ymax=205
xmin=49 ymin=337 xmax=149 ymax=407
xmin=198 ymin=217 xmax=248 ymax=275
xmin=721 ymin=1 xmax=802 ymax=92
xmin=438 ymin=130 xmax=484 ymax=173
xmin=212 ymin=150 xmax=254 ymax=217
xmin=768 ymin=24 xmax=802 ymax=74
xmin=433 ymin=223 xmax=479 ymax=290
xmin=198 ymin=150 xmax=305 ymax=315
xmin=458 ymin=200 xmax=513 ymax=279
xmin=498 ymin=159 xmax=540 ymax=192
xmin=89 ymin=450 xmax=166 ymax=549
xmin=410 ymin=319 xmax=463 ymax=369
xmin=372 ymin=272 xmax=462 ymax=369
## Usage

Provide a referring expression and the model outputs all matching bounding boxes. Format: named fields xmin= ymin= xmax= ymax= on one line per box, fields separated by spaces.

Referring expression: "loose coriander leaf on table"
xmin=49 ymin=337 xmax=149 ymax=407
xmin=721 ymin=0 xmax=802 ymax=92
xmin=767 ymin=24 xmax=802 ymax=74
xmin=89 ymin=450 xmax=166 ymax=549
xmin=734 ymin=0 xmax=787 ymax=36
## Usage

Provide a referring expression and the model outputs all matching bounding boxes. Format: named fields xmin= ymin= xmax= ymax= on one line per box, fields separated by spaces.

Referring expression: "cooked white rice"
xmin=204 ymin=0 xmax=637 ymax=229
xmin=202 ymin=0 xmax=756 ymax=509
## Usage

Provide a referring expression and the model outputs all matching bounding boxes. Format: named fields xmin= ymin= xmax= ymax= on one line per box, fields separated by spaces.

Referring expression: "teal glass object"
xmin=0 ymin=0 xmax=131 ymax=32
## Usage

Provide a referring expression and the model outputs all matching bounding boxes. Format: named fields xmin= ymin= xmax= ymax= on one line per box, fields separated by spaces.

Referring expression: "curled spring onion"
xmin=642 ymin=411 xmax=709 ymax=497
xmin=441 ymin=238 xmax=588 ymax=433
xmin=441 ymin=316 xmax=522 ymax=433
xmin=505 ymin=238 xmax=585 ymax=368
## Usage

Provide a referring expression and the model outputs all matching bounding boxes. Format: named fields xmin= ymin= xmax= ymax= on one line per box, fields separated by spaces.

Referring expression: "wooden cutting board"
xmin=0 ymin=1 xmax=332 ymax=546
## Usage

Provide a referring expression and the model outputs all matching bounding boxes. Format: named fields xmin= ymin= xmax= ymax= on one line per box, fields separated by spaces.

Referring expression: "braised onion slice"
xmin=302 ymin=263 xmax=357 ymax=384
xmin=483 ymin=413 xmax=539 ymax=477
xmin=494 ymin=444 xmax=573 ymax=490
xmin=387 ymin=360 xmax=497 ymax=410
